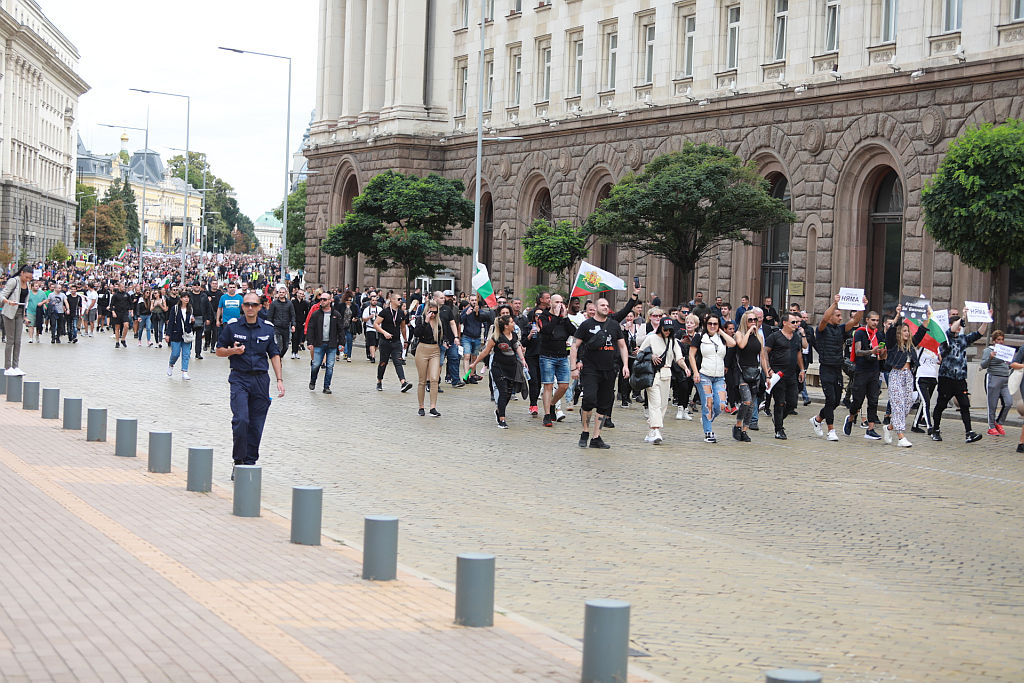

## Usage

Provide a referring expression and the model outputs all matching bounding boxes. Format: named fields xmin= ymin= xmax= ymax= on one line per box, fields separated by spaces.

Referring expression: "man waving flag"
xmin=472 ymin=263 xmax=498 ymax=307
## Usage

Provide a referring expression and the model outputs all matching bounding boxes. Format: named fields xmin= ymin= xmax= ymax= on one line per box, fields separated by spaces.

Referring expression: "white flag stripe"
xmin=574 ymin=261 xmax=626 ymax=291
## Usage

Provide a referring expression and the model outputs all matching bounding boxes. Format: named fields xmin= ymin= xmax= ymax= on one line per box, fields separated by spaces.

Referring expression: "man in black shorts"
xmin=569 ymin=298 xmax=629 ymax=449
xmin=373 ymin=291 xmax=413 ymax=393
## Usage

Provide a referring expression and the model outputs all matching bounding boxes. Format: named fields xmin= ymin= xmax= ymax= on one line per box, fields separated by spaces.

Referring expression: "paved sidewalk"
xmin=0 ymin=400 xmax=658 ymax=682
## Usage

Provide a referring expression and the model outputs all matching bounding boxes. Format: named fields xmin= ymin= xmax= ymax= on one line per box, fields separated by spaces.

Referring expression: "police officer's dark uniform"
xmin=217 ymin=313 xmax=281 ymax=465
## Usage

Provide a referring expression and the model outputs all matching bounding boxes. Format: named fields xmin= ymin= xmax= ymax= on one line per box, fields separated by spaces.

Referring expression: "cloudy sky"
xmin=44 ymin=0 xmax=318 ymax=219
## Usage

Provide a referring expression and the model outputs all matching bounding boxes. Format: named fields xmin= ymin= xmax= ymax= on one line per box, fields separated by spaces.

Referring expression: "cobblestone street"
xmin=9 ymin=334 xmax=1024 ymax=682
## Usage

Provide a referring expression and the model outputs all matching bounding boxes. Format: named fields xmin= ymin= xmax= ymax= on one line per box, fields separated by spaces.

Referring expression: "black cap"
xmin=659 ymin=318 xmax=676 ymax=333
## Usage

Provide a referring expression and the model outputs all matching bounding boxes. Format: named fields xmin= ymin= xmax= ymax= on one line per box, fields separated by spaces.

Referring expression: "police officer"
xmin=215 ymin=291 xmax=285 ymax=471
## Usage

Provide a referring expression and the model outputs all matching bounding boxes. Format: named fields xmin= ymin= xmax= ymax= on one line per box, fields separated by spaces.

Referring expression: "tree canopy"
xmin=274 ymin=180 xmax=307 ymax=269
xmin=584 ymin=143 xmax=796 ymax=278
xmin=321 ymin=171 xmax=474 ymax=291
xmin=101 ymin=177 xmax=140 ymax=247
xmin=522 ymin=218 xmax=590 ymax=290
xmin=76 ymin=201 xmax=127 ymax=259
xmin=167 ymin=152 xmax=257 ymax=253
xmin=46 ymin=241 xmax=70 ymax=263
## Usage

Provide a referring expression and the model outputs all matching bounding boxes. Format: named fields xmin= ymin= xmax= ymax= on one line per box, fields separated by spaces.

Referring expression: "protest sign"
xmin=964 ymin=301 xmax=992 ymax=323
xmin=993 ymin=344 xmax=1016 ymax=363
xmin=932 ymin=309 xmax=950 ymax=331
xmin=901 ymin=296 xmax=929 ymax=321
xmin=32 ymin=269 xmax=42 ymax=280
xmin=838 ymin=287 xmax=865 ymax=311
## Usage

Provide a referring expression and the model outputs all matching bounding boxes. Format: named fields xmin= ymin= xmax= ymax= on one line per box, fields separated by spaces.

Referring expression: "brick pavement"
xmin=6 ymin=335 xmax=1024 ymax=681
xmin=0 ymin=398 xmax=663 ymax=682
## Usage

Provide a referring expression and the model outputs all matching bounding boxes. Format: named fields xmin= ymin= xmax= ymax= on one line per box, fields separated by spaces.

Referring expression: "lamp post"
xmin=75 ymin=190 xmax=90 ymax=251
xmin=219 ymin=46 xmax=291 ymax=285
xmin=131 ymin=88 xmax=190 ymax=283
xmin=99 ymin=114 xmax=149 ymax=284
xmin=168 ymin=147 xmax=212 ymax=273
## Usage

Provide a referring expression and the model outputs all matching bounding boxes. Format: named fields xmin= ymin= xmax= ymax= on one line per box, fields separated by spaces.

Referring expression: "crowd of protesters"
xmin=4 ymin=252 xmax=1023 ymax=454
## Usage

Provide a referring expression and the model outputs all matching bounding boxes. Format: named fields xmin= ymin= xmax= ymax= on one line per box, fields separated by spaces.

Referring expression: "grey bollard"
xmin=291 ymin=486 xmax=323 ymax=545
xmin=41 ymin=388 xmax=60 ymax=419
xmin=765 ymin=670 xmax=823 ymax=683
xmin=147 ymin=431 xmax=172 ymax=473
xmin=5 ymin=374 xmax=22 ymax=402
xmin=114 ymin=418 xmax=137 ymax=457
xmin=232 ymin=466 xmax=262 ymax=517
xmin=63 ymin=398 xmax=82 ymax=430
xmin=455 ymin=553 xmax=495 ymax=627
xmin=186 ymin=447 xmax=213 ymax=492
xmin=86 ymin=408 xmax=107 ymax=442
xmin=0 ymin=371 xmax=6 ymax=394
xmin=362 ymin=515 xmax=399 ymax=580
xmin=581 ymin=599 xmax=630 ymax=683
xmin=22 ymin=381 xmax=40 ymax=410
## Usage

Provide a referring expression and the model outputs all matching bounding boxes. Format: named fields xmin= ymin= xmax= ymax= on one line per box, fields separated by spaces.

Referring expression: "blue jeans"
xmin=311 ymin=344 xmax=336 ymax=389
xmin=344 ymin=330 xmax=353 ymax=357
xmin=444 ymin=342 xmax=461 ymax=384
xmin=137 ymin=314 xmax=152 ymax=341
xmin=169 ymin=340 xmax=191 ymax=371
xmin=696 ymin=374 xmax=726 ymax=433
xmin=67 ymin=316 xmax=78 ymax=341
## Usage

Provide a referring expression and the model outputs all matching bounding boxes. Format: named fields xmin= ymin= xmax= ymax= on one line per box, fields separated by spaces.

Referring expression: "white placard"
xmin=965 ymin=301 xmax=992 ymax=323
xmin=838 ymin=287 xmax=865 ymax=311
xmin=32 ymin=269 xmax=42 ymax=280
xmin=993 ymin=344 xmax=1016 ymax=363
xmin=931 ymin=309 xmax=950 ymax=331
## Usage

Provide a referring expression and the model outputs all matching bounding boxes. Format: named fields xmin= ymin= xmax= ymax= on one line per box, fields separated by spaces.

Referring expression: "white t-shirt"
xmin=84 ymin=290 xmax=98 ymax=310
xmin=917 ymin=348 xmax=940 ymax=379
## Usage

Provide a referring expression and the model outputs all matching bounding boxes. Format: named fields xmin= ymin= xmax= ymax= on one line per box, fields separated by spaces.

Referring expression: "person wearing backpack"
xmin=569 ymin=298 xmax=630 ymax=449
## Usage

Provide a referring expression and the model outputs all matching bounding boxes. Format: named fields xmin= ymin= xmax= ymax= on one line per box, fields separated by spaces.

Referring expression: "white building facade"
xmin=0 ymin=0 xmax=88 ymax=261
xmin=306 ymin=1 xmax=1024 ymax=321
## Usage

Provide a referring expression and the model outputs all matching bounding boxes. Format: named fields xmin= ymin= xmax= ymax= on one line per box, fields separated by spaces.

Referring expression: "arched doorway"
xmin=479 ymin=192 xmax=493 ymax=272
xmin=867 ymin=169 xmax=904 ymax=313
xmin=761 ymin=174 xmax=792 ymax=308
xmin=531 ymin=187 xmax=552 ymax=286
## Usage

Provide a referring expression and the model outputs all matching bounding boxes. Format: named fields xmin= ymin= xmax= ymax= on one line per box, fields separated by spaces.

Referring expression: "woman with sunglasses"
xmin=637 ymin=317 xmax=687 ymax=444
xmin=474 ymin=314 xmax=528 ymax=429
xmin=689 ymin=314 xmax=736 ymax=443
xmin=413 ymin=301 xmax=443 ymax=416
xmin=731 ymin=312 xmax=763 ymax=441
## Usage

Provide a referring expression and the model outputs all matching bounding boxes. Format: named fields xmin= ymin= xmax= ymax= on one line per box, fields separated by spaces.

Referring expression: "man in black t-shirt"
xmin=373 ymin=291 xmax=413 ymax=393
xmin=569 ymin=298 xmax=629 ymax=449
xmin=844 ymin=310 xmax=884 ymax=439
xmin=761 ymin=312 xmax=806 ymax=439
xmin=64 ymin=284 xmax=82 ymax=343
xmin=811 ymin=293 xmax=865 ymax=440
xmin=537 ymin=294 xmax=576 ymax=426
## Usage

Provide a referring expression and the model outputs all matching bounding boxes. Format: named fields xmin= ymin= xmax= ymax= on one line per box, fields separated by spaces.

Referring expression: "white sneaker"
xmin=810 ymin=416 xmax=823 ymax=437
xmin=652 ymin=429 xmax=663 ymax=445
xmin=643 ymin=430 xmax=656 ymax=443
xmin=897 ymin=437 xmax=912 ymax=448
xmin=555 ymin=409 xmax=566 ymax=422
xmin=675 ymin=406 xmax=684 ymax=420
xmin=182 ymin=371 xmax=191 ymax=381
xmin=827 ymin=429 xmax=839 ymax=441
xmin=883 ymin=426 xmax=893 ymax=444
xmin=166 ymin=366 xmax=173 ymax=376
xmin=682 ymin=408 xmax=693 ymax=421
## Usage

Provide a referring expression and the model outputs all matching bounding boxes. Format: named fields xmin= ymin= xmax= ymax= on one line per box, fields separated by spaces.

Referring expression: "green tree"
xmin=101 ymin=177 xmax=122 ymax=205
xmin=584 ymin=143 xmax=796 ymax=287
xmin=522 ymin=218 xmax=590 ymax=291
xmin=168 ymin=152 xmax=258 ymax=254
xmin=76 ymin=181 xmax=97 ymax=218
xmin=274 ymin=181 xmax=307 ymax=269
xmin=46 ymin=242 xmax=70 ymax=263
xmin=922 ymin=119 xmax=1024 ymax=329
xmin=76 ymin=201 xmax=127 ymax=259
xmin=120 ymin=181 xmax=140 ymax=247
xmin=321 ymin=171 xmax=474 ymax=293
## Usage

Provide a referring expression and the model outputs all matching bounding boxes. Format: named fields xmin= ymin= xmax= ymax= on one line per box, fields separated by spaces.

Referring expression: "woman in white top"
xmin=637 ymin=317 xmax=687 ymax=444
xmin=689 ymin=315 xmax=736 ymax=443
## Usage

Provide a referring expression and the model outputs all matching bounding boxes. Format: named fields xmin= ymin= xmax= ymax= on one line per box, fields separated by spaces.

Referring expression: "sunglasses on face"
xmin=706 ymin=321 xmax=719 ymax=326
xmin=242 ymin=302 xmax=260 ymax=308
xmin=320 ymin=298 xmax=330 ymax=302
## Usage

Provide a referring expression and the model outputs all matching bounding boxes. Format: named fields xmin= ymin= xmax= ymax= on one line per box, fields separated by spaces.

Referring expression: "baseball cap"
xmin=443 ymin=289 xmax=454 ymax=296
xmin=659 ymin=318 xmax=676 ymax=333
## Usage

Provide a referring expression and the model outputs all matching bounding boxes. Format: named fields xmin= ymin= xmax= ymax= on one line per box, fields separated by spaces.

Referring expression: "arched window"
xmin=761 ymin=175 xmax=791 ymax=308
xmin=868 ymin=169 xmax=904 ymax=313
xmin=479 ymin=193 xmax=493 ymax=270
xmin=531 ymin=187 xmax=552 ymax=285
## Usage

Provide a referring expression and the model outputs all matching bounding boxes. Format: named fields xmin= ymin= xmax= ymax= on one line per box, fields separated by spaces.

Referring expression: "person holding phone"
xmin=1 ymin=265 xmax=32 ymax=375
xmin=413 ymin=301 xmax=444 ymax=416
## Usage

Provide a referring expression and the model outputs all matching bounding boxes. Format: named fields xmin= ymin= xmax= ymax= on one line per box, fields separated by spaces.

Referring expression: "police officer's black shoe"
xmin=322 ymin=388 xmax=332 ymax=394
xmin=309 ymin=382 xmax=315 ymax=390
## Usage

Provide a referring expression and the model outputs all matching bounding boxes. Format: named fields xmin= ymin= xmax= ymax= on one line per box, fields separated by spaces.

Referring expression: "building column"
xmin=322 ymin=0 xmax=345 ymax=123
xmin=340 ymin=0 xmax=366 ymax=125
xmin=359 ymin=0 xmax=389 ymax=121
xmin=382 ymin=0 xmax=429 ymax=121
xmin=313 ymin=0 xmax=328 ymax=128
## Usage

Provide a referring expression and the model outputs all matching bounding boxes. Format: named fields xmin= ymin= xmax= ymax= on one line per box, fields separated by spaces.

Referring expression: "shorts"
xmin=462 ymin=337 xmax=482 ymax=356
xmin=539 ymin=355 xmax=570 ymax=384
xmin=365 ymin=330 xmax=378 ymax=346
xmin=85 ymin=309 xmax=98 ymax=322
xmin=581 ymin=367 xmax=617 ymax=416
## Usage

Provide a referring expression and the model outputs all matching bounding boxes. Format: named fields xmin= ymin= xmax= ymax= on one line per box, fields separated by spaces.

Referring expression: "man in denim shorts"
xmin=537 ymin=294 xmax=577 ymax=427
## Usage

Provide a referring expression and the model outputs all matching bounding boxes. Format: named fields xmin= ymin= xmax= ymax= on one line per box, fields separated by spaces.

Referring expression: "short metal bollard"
xmin=86 ymin=408 xmax=107 ymax=442
xmin=22 ymin=381 xmax=40 ymax=410
xmin=147 ymin=431 xmax=172 ymax=473
xmin=455 ymin=553 xmax=495 ymax=627
xmin=6 ymin=374 xmax=22 ymax=402
xmin=41 ymin=387 xmax=60 ymax=419
xmin=581 ymin=599 xmax=631 ymax=683
xmin=290 ymin=486 xmax=323 ymax=545
xmin=114 ymin=418 xmax=137 ymax=457
xmin=232 ymin=466 xmax=262 ymax=517
xmin=0 ymin=371 xmax=6 ymax=394
xmin=362 ymin=515 xmax=399 ymax=581
xmin=765 ymin=670 xmax=823 ymax=683
xmin=186 ymin=447 xmax=213 ymax=492
xmin=63 ymin=398 xmax=82 ymax=430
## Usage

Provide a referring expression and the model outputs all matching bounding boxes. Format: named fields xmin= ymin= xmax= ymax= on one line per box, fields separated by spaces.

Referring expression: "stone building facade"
xmin=0 ymin=0 xmax=88 ymax=261
xmin=304 ymin=0 xmax=1024 ymax=321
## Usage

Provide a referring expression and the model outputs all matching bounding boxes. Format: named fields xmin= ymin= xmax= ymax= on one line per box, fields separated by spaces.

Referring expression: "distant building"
xmin=253 ymin=210 xmax=283 ymax=255
xmin=0 ymin=0 xmax=89 ymax=260
xmin=76 ymin=135 xmax=202 ymax=252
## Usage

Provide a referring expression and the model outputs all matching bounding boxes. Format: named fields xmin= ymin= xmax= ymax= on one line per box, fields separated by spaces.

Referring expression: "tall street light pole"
xmin=219 ymin=46 xmax=291 ymax=285
xmin=131 ymin=88 xmax=190 ymax=284
xmin=473 ymin=0 xmax=487 ymax=273
xmin=100 ymin=112 xmax=150 ymax=284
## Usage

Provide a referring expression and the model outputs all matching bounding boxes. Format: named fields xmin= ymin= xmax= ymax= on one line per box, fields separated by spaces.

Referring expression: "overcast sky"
xmin=44 ymin=0 xmax=318 ymax=219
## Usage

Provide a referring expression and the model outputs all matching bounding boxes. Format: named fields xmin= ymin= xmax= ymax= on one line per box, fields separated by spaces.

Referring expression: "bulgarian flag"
xmin=905 ymin=313 xmax=947 ymax=355
xmin=472 ymin=263 xmax=497 ymax=307
xmin=571 ymin=261 xmax=626 ymax=297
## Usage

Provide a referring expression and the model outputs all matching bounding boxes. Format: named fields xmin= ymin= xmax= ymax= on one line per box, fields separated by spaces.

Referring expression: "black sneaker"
xmin=578 ymin=431 xmax=590 ymax=448
xmin=322 ymin=388 xmax=332 ymax=395
xmin=436 ymin=386 xmax=443 ymax=393
xmin=602 ymin=418 xmax=615 ymax=429
xmin=589 ymin=436 xmax=610 ymax=449
xmin=931 ymin=430 xmax=943 ymax=442
xmin=543 ymin=413 xmax=553 ymax=427
xmin=401 ymin=381 xmax=413 ymax=393
xmin=864 ymin=429 xmax=882 ymax=440
xmin=704 ymin=432 xmax=717 ymax=443
xmin=1016 ymin=443 xmax=1024 ymax=453
xmin=749 ymin=424 xmax=760 ymax=431
xmin=417 ymin=408 xmax=425 ymax=416
xmin=910 ymin=425 xmax=926 ymax=434
xmin=741 ymin=431 xmax=752 ymax=442
xmin=861 ymin=420 xmax=870 ymax=429
xmin=965 ymin=431 xmax=982 ymax=444
xmin=621 ymin=398 xmax=629 ymax=408
xmin=843 ymin=415 xmax=853 ymax=436
xmin=803 ymin=399 xmax=812 ymax=406
xmin=775 ymin=429 xmax=787 ymax=440
xmin=732 ymin=425 xmax=742 ymax=441
xmin=376 ymin=382 xmax=383 ymax=391
xmin=121 ymin=340 xmax=127 ymax=348
xmin=429 ymin=408 xmax=441 ymax=417
xmin=309 ymin=382 xmax=315 ymax=390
